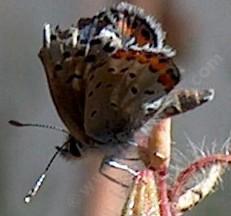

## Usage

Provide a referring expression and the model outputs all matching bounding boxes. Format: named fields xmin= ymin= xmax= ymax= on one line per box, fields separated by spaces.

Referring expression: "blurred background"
xmin=1 ymin=0 xmax=231 ymax=215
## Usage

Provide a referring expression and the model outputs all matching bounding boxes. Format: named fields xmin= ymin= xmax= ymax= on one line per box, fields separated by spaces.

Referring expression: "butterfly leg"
xmin=102 ymin=156 xmax=138 ymax=176
xmin=99 ymin=155 xmax=138 ymax=188
xmin=55 ymin=135 xmax=84 ymax=159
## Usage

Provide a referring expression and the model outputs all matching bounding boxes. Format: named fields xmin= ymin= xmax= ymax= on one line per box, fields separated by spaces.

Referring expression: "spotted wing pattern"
xmin=40 ymin=2 xmax=181 ymax=147
xmin=79 ymin=3 xmax=180 ymax=143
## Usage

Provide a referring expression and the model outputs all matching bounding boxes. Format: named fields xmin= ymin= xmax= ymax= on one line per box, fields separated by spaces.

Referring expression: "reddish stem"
xmin=169 ymin=154 xmax=231 ymax=203
xmin=154 ymin=168 xmax=174 ymax=216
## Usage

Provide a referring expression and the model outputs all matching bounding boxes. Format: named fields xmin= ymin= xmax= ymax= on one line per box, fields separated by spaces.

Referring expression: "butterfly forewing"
xmin=39 ymin=26 xmax=90 ymax=146
xmin=110 ymin=50 xmax=180 ymax=113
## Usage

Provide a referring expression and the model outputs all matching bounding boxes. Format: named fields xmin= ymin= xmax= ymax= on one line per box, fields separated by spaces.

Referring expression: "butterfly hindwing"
xmin=82 ymin=50 xmax=180 ymax=143
xmin=110 ymin=50 xmax=180 ymax=114
xmin=77 ymin=3 xmax=180 ymax=143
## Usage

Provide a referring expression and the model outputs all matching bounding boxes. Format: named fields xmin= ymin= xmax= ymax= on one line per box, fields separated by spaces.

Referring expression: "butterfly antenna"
xmin=24 ymin=141 xmax=66 ymax=204
xmin=8 ymin=120 xmax=69 ymax=134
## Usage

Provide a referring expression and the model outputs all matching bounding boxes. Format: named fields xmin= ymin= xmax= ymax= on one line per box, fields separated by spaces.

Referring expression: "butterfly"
xmin=10 ymin=2 xmax=214 ymax=203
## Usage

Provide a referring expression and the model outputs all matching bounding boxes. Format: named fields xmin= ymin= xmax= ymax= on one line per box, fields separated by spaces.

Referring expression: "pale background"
xmin=1 ymin=0 xmax=231 ymax=215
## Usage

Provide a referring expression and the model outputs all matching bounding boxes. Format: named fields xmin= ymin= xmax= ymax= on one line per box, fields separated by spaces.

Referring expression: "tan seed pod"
xmin=122 ymin=169 xmax=160 ymax=216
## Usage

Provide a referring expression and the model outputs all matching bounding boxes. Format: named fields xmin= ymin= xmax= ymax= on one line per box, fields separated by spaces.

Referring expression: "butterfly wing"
xmin=39 ymin=24 xmax=90 ymax=146
xmin=40 ymin=3 xmax=181 ymax=146
xmin=140 ymin=88 xmax=215 ymax=136
xmin=80 ymin=3 xmax=180 ymax=143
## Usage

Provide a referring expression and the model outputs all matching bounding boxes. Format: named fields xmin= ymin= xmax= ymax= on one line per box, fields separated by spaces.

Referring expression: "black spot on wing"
xmin=120 ymin=67 xmax=129 ymax=73
xmin=108 ymin=68 xmax=115 ymax=73
xmin=90 ymin=110 xmax=97 ymax=117
xmin=103 ymin=42 xmax=116 ymax=53
xmin=54 ymin=64 xmax=63 ymax=71
xmin=88 ymin=91 xmax=93 ymax=97
xmin=144 ymin=90 xmax=155 ymax=95
xmin=63 ymin=51 xmax=71 ymax=59
xmin=128 ymin=73 xmax=136 ymax=79
xmin=131 ymin=86 xmax=138 ymax=95
xmin=95 ymin=81 xmax=102 ymax=89
xmin=110 ymin=102 xmax=118 ymax=108
xmin=89 ymin=74 xmax=94 ymax=81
